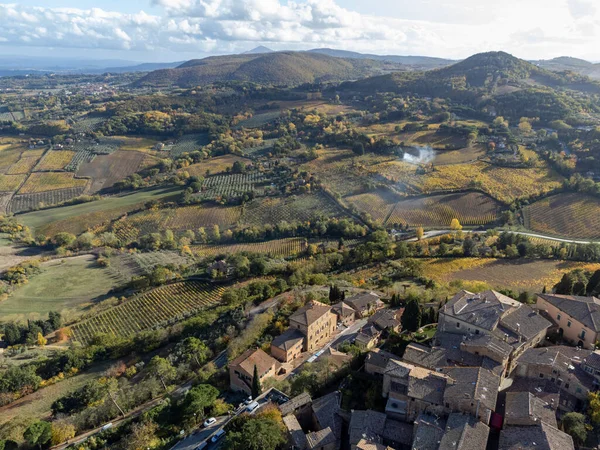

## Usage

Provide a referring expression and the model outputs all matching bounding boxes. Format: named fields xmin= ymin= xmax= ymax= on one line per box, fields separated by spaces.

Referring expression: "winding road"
xmin=407 ymin=229 xmax=598 ymax=245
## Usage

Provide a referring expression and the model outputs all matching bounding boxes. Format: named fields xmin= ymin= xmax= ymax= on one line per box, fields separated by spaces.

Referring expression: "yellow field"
xmin=376 ymin=160 xmax=564 ymax=204
xmin=36 ymin=150 xmax=75 ymax=171
xmin=115 ymin=136 xmax=161 ymax=153
xmin=19 ymin=172 xmax=88 ymax=194
xmin=0 ymin=174 xmax=26 ymax=192
xmin=7 ymin=150 xmax=45 ymax=174
xmin=423 ymin=258 xmax=600 ymax=292
xmin=0 ymin=146 xmax=25 ymax=171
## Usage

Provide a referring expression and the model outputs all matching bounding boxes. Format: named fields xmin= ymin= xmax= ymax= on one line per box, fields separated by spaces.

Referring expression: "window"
xmin=457 ymin=322 xmax=460 ymax=328
xmin=576 ymin=387 xmax=582 ymax=394
xmin=539 ymin=373 xmax=544 ymax=378
xmin=568 ymin=321 xmax=572 ymax=328
xmin=475 ymin=330 xmax=480 ymax=335
xmin=565 ymin=383 xmax=570 ymax=389
xmin=557 ymin=314 xmax=561 ymax=321
xmin=581 ymin=330 xmax=587 ymax=340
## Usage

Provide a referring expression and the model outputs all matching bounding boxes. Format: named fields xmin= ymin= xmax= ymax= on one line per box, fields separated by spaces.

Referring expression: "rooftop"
xmin=368 ymin=308 xmax=402 ymax=330
xmin=349 ymin=410 xmax=387 ymax=444
xmin=279 ymin=392 xmax=312 ymax=417
xmin=412 ymin=414 xmax=446 ymax=450
xmin=441 ymin=367 xmax=500 ymax=412
xmin=282 ymin=414 xmax=308 ymax=450
xmin=229 ymin=348 xmax=278 ymax=376
xmin=365 ymin=348 xmax=400 ymax=370
xmin=408 ymin=366 xmax=448 ymax=405
xmin=538 ymin=293 xmax=600 ymax=332
xmin=499 ymin=423 xmax=574 ymax=450
xmin=505 ymin=392 xmax=557 ymax=428
xmin=439 ymin=413 xmax=490 ymax=450
xmin=443 ymin=290 xmax=521 ymax=331
xmin=306 ymin=427 xmax=336 ymax=449
xmin=345 ymin=291 xmax=382 ymax=311
xmin=311 ymin=391 xmax=342 ymax=442
xmin=289 ymin=300 xmax=333 ymax=327
xmin=271 ymin=327 xmax=305 ymax=351
xmin=584 ymin=350 xmax=600 ymax=371
xmin=331 ymin=301 xmax=356 ymax=318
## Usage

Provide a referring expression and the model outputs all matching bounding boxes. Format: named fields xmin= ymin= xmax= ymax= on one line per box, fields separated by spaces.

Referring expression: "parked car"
xmin=211 ymin=429 xmax=226 ymax=443
xmin=243 ymin=396 xmax=253 ymax=405
xmin=101 ymin=423 xmax=113 ymax=431
xmin=195 ymin=442 xmax=208 ymax=450
xmin=203 ymin=417 xmax=217 ymax=428
xmin=246 ymin=401 xmax=259 ymax=413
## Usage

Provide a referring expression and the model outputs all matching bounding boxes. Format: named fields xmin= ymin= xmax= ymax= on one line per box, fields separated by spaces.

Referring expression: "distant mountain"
xmin=136 ymin=51 xmax=405 ymax=88
xmin=244 ymin=46 xmax=274 ymax=54
xmin=308 ymin=48 xmax=455 ymax=69
xmin=102 ymin=61 xmax=184 ymax=74
xmin=534 ymin=56 xmax=600 ymax=80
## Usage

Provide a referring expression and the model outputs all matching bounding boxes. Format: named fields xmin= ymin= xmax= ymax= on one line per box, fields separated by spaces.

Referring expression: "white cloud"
xmin=0 ymin=0 xmax=600 ymax=61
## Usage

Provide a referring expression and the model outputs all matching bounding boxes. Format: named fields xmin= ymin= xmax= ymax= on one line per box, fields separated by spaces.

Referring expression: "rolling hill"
xmin=344 ymin=51 xmax=600 ymax=123
xmin=307 ymin=48 xmax=455 ymax=69
xmin=535 ymin=56 xmax=600 ymax=80
xmin=135 ymin=51 xmax=405 ymax=88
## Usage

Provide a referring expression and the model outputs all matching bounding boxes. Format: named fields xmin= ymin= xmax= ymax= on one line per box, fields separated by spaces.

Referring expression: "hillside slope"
xmin=136 ymin=51 xmax=404 ymax=87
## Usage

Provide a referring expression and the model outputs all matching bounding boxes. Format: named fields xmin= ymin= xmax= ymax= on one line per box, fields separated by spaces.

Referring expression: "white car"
xmin=211 ymin=429 xmax=226 ymax=443
xmin=203 ymin=417 xmax=217 ymax=428
xmin=243 ymin=396 xmax=253 ymax=405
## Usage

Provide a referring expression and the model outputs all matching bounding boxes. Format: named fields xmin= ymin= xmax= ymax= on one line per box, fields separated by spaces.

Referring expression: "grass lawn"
xmin=0 ymin=359 xmax=114 ymax=426
xmin=0 ymin=254 xmax=126 ymax=323
xmin=17 ymin=186 xmax=183 ymax=233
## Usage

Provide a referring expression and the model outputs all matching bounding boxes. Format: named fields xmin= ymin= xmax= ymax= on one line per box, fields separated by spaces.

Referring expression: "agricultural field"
xmin=70 ymin=281 xmax=225 ymax=345
xmin=108 ymin=250 xmax=194 ymax=279
xmin=0 ymin=174 xmax=26 ymax=192
xmin=71 ymin=137 xmax=121 ymax=155
xmin=345 ymin=188 xmax=401 ymax=225
xmin=6 ymin=149 xmax=45 ymax=174
xmin=169 ymin=133 xmax=211 ymax=157
xmin=376 ymin=160 xmax=563 ymax=204
xmin=17 ymin=186 xmax=183 ymax=236
xmin=385 ymin=192 xmax=503 ymax=228
xmin=241 ymin=192 xmax=348 ymax=226
xmin=423 ymin=258 xmax=600 ymax=292
xmin=77 ymin=150 xmax=146 ymax=193
xmin=432 ymin=145 xmax=486 ymax=165
xmin=64 ymin=150 xmax=95 ymax=172
xmin=235 ymin=111 xmax=282 ymax=129
xmin=0 ymin=144 xmax=27 ymax=172
xmin=35 ymin=150 xmax=75 ymax=171
xmin=18 ymin=172 xmax=88 ymax=194
xmin=196 ymin=172 xmax=267 ymax=200
xmin=193 ymin=237 xmax=307 ymax=258
xmin=0 ymin=255 xmax=127 ymax=323
xmin=69 ymin=116 xmax=104 ymax=134
xmin=110 ymin=204 xmax=242 ymax=244
xmin=181 ymin=155 xmax=252 ymax=177
xmin=114 ymin=136 xmax=161 ymax=153
xmin=523 ymin=193 xmax=600 ymax=239
xmin=302 ymin=148 xmax=387 ymax=197
xmin=8 ymin=187 xmax=87 ymax=213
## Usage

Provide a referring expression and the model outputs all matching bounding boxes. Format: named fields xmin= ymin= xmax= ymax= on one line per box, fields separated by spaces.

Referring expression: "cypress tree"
xmin=251 ymin=364 xmax=262 ymax=398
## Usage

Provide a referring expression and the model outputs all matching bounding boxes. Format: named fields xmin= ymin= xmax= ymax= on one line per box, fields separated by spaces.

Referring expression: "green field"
xmin=17 ymin=186 xmax=182 ymax=235
xmin=0 ymin=255 xmax=126 ymax=323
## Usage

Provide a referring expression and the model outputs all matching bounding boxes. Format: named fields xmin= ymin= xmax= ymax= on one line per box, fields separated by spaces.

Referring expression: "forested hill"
xmin=135 ymin=51 xmax=404 ymax=88
xmin=342 ymin=51 xmax=600 ymax=123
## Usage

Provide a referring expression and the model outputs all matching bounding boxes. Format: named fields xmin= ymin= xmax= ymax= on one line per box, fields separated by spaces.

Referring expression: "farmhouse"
xmin=331 ymin=301 xmax=356 ymax=326
xmin=271 ymin=301 xmax=336 ymax=356
xmin=344 ymin=292 xmax=384 ymax=318
xmin=367 ymin=308 xmax=402 ymax=334
xmin=536 ymin=293 xmax=600 ymax=349
xmin=271 ymin=328 xmax=305 ymax=363
xmin=229 ymin=348 xmax=279 ymax=394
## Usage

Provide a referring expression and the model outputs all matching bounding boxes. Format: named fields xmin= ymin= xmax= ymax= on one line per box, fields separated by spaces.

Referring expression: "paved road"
xmin=406 ymin=229 xmax=598 ymax=245
xmin=170 ymin=416 xmax=227 ymax=450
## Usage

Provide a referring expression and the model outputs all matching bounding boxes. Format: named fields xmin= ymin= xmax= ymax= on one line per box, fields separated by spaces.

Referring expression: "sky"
xmin=2 ymin=0 xmax=600 ymax=63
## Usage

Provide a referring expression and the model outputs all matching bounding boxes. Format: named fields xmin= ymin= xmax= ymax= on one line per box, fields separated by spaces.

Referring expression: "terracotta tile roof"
xmin=412 ymin=414 xmax=446 ymax=450
xmin=345 ymin=292 xmax=383 ymax=312
xmin=332 ymin=301 xmax=356 ymax=318
xmin=290 ymin=301 xmax=333 ymax=326
xmin=443 ymin=290 xmax=520 ymax=331
xmin=306 ymin=427 xmax=336 ymax=449
xmin=282 ymin=414 xmax=308 ymax=450
xmin=408 ymin=366 xmax=448 ymax=405
xmin=368 ymin=308 xmax=402 ymax=330
xmin=229 ymin=348 xmax=277 ymax=376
